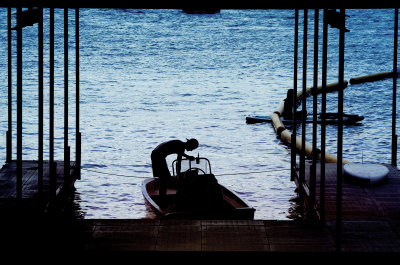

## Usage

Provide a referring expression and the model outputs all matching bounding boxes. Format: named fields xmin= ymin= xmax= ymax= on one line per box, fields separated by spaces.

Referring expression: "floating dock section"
xmin=302 ymin=163 xmax=400 ymax=219
xmin=0 ymin=160 xmax=79 ymax=213
xmin=0 ymin=8 xmax=81 ymax=216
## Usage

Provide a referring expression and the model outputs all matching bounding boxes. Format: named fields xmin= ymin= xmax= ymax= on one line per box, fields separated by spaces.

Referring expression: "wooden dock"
xmin=74 ymin=218 xmax=400 ymax=256
xmin=78 ymin=219 xmax=336 ymax=254
xmin=3 ymin=218 xmax=400 ymax=260
xmin=2 ymin=161 xmax=400 ymax=258
xmin=0 ymin=160 xmax=79 ymax=214
xmin=299 ymin=163 xmax=400 ymax=220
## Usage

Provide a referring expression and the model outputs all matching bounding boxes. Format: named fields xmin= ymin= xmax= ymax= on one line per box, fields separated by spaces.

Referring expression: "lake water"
xmin=0 ymin=8 xmax=399 ymax=219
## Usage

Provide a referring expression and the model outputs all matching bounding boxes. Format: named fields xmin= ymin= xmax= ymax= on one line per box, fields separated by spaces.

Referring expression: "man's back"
xmin=152 ymin=140 xmax=185 ymax=158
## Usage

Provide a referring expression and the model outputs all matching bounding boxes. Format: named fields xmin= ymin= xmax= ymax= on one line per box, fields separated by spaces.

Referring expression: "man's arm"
xmin=182 ymin=153 xmax=195 ymax=160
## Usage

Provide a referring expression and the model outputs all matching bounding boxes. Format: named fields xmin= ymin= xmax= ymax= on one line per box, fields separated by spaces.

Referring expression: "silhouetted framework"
xmin=291 ymin=8 xmax=399 ymax=252
xmin=393 ymin=9 xmax=399 ymax=167
xmin=3 ymin=6 xmax=81 ymax=201
xmin=290 ymin=10 xmax=298 ymax=182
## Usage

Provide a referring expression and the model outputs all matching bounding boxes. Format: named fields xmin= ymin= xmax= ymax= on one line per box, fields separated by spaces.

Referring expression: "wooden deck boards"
xmin=80 ymin=219 xmax=333 ymax=253
xmin=74 ymin=218 xmax=400 ymax=255
xmin=2 ymin=161 xmax=400 ymax=256
xmin=301 ymin=163 xmax=400 ymax=220
xmin=3 ymin=217 xmax=400 ymax=257
xmin=0 ymin=160 xmax=78 ymax=213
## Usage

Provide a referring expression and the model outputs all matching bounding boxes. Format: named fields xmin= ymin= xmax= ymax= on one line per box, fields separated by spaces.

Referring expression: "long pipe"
xmin=7 ymin=7 xmax=12 ymax=163
xmin=320 ymin=8 xmax=329 ymax=224
xmin=300 ymin=9 xmax=307 ymax=184
xmin=336 ymin=8 xmax=346 ymax=253
xmin=76 ymin=8 xmax=81 ymax=177
xmin=16 ymin=7 xmax=23 ymax=199
xmin=64 ymin=8 xmax=69 ymax=181
xmin=291 ymin=9 xmax=298 ymax=181
xmin=392 ymin=8 xmax=398 ymax=167
xmin=350 ymin=72 xmax=394 ymax=84
xmin=310 ymin=9 xmax=319 ymax=207
xmin=38 ymin=7 xmax=44 ymax=194
xmin=50 ymin=8 xmax=55 ymax=196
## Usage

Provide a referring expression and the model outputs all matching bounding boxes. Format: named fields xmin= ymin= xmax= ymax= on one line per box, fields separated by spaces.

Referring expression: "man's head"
xmin=185 ymin=138 xmax=199 ymax=151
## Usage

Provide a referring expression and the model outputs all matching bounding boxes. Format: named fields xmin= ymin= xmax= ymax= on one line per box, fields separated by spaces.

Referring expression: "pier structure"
xmin=0 ymin=6 xmax=81 ymax=213
xmin=282 ymin=8 xmax=400 ymax=252
xmin=1 ymin=6 xmax=400 ymax=257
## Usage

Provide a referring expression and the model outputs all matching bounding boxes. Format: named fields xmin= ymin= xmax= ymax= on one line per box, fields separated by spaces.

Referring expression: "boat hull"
xmin=142 ymin=178 xmax=255 ymax=220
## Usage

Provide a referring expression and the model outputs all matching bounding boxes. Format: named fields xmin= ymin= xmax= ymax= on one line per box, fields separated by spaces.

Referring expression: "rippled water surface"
xmin=0 ymin=9 xmax=399 ymax=219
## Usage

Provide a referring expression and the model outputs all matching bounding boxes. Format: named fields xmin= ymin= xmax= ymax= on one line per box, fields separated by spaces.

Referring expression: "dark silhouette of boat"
xmin=142 ymin=157 xmax=255 ymax=219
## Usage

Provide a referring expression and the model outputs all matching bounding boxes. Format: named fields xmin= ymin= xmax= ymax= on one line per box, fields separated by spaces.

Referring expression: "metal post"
xmin=310 ymin=9 xmax=319 ymax=209
xmin=291 ymin=9 xmax=299 ymax=181
xmin=76 ymin=8 xmax=81 ymax=178
xmin=64 ymin=8 xmax=69 ymax=181
xmin=392 ymin=8 xmax=398 ymax=167
xmin=300 ymin=9 xmax=307 ymax=185
xmin=336 ymin=8 xmax=346 ymax=252
xmin=16 ymin=7 xmax=23 ymax=199
xmin=38 ymin=7 xmax=44 ymax=194
xmin=320 ymin=8 xmax=328 ymax=224
xmin=50 ymin=8 xmax=55 ymax=196
xmin=7 ymin=7 xmax=12 ymax=163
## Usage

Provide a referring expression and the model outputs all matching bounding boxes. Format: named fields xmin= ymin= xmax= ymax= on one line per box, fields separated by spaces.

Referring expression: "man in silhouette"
xmin=151 ymin=138 xmax=199 ymax=197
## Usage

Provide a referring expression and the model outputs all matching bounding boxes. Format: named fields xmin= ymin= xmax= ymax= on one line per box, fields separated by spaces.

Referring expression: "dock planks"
xmin=0 ymin=160 xmax=78 ymax=212
xmin=3 ymin=217 xmax=400 ymax=258
xmin=2 ymin=161 xmax=400 ymax=256
xmin=300 ymin=163 xmax=400 ymax=220
xmin=80 ymin=219 xmax=334 ymax=253
xmin=74 ymin=218 xmax=400 ymax=255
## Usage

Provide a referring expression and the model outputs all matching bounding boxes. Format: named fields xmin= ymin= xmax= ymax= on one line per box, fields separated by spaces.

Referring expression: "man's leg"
xmin=152 ymin=158 xmax=170 ymax=198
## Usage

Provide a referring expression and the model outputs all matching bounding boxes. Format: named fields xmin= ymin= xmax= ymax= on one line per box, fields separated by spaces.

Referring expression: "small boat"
xmin=142 ymin=157 xmax=255 ymax=219
xmin=246 ymin=112 xmax=364 ymax=125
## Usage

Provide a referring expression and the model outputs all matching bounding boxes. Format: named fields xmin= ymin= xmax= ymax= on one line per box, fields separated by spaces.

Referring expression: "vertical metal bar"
xmin=16 ymin=7 xmax=23 ymax=199
xmin=311 ymin=9 xmax=319 ymax=208
xmin=38 ymin=7 xmax=44 ymax=194
xmin=291 ymin=9 xmax=299 ymax=182
xmin=336 ymin=8 xmax=346 ymax=252
xmin=76 ymin=8 xmax=81 ymax=178
xmin=66 ymin=146 xmax=70 ymax=184
xmin=77 ymin=132 xmax=81 ymax=179
xmin=320 ymin=8 xmax=328 ymax=224
xmin=7 ymin=7 xmax=12 ymax=163
xmin=392 ymin=8 xmax=398 ymax=167
xmin=300 ymin=9 xmax=307 ymax=185
xmin=64 ymin=8 xmax=69 ymax=181
xmin=50 ymin=8 xmax=55 ymax=196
